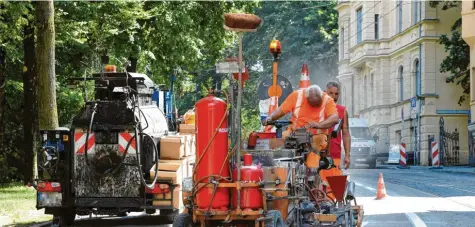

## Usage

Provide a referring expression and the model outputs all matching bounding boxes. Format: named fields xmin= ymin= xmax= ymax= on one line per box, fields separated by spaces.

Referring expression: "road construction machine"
xmin=172 ymin=12 xmax=364 ymax=227
xmin=32 ymin=64 xmax=181 ymax=226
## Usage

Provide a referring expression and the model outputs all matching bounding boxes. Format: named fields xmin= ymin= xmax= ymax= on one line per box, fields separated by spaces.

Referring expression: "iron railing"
xmin=439 ymin=117 xmax=460 ymax=166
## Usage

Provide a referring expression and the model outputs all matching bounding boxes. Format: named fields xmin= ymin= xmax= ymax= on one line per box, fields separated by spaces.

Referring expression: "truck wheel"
xmin=172 ymin=213 xmax=194 ymax=227
xmin=368 ymin=160 xmax=376 ymax=169
xmin=161 ymin=209 xmax=178 ymax=222
xmin=52 ymin=211 xmax=75 ymax=226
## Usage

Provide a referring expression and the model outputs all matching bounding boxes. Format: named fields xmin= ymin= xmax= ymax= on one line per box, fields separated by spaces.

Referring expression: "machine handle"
xmin=265 ymin=120 xmax=292 ymax=127
xmin=331 ymin=119 xmax=342 ymax=138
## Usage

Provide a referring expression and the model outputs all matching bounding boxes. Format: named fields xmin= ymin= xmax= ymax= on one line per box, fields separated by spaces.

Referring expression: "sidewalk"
xmin=382 ymin=164 xmax=475 ymax=174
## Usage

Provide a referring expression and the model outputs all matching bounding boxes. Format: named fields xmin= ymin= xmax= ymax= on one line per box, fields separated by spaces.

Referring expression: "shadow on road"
xmin=72 ymin=215 xmax=172 ymax=227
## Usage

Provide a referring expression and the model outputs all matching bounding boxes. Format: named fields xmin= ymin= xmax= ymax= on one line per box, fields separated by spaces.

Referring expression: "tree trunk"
xmin=0 ymin=47 xmax=5 ymax=164
xmin=23 ymin=15 xmax=39 ymax=184
xmin=36 ymin=0 xmax=58 ymax=130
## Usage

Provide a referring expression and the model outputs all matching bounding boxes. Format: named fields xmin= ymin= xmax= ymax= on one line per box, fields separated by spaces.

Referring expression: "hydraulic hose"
xmin=131 ymin=95 xmax=159 ymax=189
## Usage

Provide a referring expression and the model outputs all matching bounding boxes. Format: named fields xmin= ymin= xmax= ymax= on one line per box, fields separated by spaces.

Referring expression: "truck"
xmin=32 ymin=65 xmax=182 ymax=226
xmin=348 ymin=118 xmax=379 ymax=168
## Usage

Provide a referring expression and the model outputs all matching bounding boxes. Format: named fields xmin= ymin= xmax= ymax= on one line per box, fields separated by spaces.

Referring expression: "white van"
xmin=348 ymin=118 xmax=378 ymax=168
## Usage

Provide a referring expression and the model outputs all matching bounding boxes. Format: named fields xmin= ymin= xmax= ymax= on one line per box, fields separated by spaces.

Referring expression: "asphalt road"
xmin=40 ymin=164 xmax=475 ymax=227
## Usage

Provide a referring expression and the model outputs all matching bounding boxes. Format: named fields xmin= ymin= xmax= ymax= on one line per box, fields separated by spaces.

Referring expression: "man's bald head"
xmin=305 ymin=85 xmax=323 ymax=107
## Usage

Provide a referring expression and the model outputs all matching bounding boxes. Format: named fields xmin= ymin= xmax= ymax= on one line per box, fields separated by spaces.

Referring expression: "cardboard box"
xmin=157 ymin=162 xmax=181 ymax=172
xmin=152 ymin=187 xmax=182 ymax=209
xmin=150 ymin=165 xmax=182 ymax=185
xmin=159 ymin=158 xmax=187 ymax=178
xmin=179 ymin=124 xmax=196 ymax=134
xmin=169 ymin=134 xmax=195 ymax=157
xmin=160 ymin=136 xmax=185 ymax=160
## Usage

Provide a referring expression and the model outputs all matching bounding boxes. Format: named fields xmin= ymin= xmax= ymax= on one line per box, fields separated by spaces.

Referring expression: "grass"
xmin=0 ymin=182 xmax=52 ymax=226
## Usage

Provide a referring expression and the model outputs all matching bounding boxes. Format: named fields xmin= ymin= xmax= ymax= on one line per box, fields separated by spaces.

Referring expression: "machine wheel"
xmin=52 ymin=211 xmax=75 ymax=227
xmin=264 ymin=210 xmax=285 ymax=227
xmin=172 ymin=213 xmax=194 ymax=227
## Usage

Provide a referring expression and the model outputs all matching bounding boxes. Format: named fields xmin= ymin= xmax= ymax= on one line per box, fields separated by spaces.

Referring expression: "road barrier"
xmin=430 ymin=141 xmax=443 ymax=170
xmin=397 ymin=143 xmax=410 ymax=169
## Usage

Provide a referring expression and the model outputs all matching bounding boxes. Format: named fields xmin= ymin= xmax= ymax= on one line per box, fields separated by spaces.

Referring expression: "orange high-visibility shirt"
xmin=280 ymin=90 xmax=338 ymax=134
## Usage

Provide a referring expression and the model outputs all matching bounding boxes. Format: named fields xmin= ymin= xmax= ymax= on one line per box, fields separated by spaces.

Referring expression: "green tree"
xmin=429 ymin=1 xmax=470 ymax=105
xmin=36 ymin=0 xmax=59 ymax=130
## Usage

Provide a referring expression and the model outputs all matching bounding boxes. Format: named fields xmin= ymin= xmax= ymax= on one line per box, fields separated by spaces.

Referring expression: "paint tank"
xmin=232 ymin=154 xmax=263 ymax=210
xmin=195 ymin=94 xmax=229 ymax=210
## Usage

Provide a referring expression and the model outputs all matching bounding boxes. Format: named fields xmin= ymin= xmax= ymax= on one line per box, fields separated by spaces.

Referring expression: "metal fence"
xmin=439 ymin=117 xmax=460 ymax=166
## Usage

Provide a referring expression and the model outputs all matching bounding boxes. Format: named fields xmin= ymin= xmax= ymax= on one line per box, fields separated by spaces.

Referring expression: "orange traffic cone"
xmin=299 ymin=63 xmax=310 ymax=89
xmin=375 ymin=173 xmax=387 ymax=200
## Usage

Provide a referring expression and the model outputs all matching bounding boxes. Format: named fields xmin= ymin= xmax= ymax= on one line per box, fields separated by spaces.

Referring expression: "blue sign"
xmin=410 ymin=97 xmax=417 ymax=108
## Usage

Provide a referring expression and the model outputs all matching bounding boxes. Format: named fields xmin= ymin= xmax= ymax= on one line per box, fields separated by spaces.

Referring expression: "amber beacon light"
xmin=269 ymin=39 xmax=281 ymax=55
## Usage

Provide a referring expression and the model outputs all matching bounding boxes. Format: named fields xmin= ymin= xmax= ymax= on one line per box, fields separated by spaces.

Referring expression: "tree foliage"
xmin=429 ymin=1 xmax=470 ymax=105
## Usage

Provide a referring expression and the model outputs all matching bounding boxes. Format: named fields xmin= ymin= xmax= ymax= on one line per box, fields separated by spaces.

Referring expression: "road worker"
xmin=263 ymin=84 xmax=339 ymax=168
xmin=319 ymin=81 xmax=352 ymax=200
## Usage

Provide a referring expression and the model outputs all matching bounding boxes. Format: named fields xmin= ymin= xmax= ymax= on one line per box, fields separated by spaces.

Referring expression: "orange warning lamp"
xmin=269 ymin=40 xmax=281 ymax=54
xmin=104 ymin=65 xmax=117 ymax=73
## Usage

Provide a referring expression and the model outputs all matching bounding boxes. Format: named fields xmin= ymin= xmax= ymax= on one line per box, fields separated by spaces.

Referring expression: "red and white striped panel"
xmin=431 ymin=141 xmax=439 ymax=166
xmin=74 ymin=132 xmax=95 ymax=155
xmin=118 ymin=132 xmax=136 ymax=154
xmin=399 ymin=143 xmax=407 ymax=166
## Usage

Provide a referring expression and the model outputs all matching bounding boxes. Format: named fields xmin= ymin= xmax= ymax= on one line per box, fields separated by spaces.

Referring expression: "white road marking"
xmin=354 ymin=180 xmax=428 ymax=227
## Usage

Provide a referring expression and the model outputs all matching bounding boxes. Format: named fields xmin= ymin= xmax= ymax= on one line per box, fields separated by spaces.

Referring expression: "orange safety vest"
xmin=287 ymin=89 xmax=332 ymax=168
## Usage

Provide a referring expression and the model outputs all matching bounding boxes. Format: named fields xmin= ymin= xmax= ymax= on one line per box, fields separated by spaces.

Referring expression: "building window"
xmin=375 ymin=14 xmax=379 ymax=40
xmin=399 ymin=66 xmax=404 ymax=101
xmin=413 ymin=0 xmax=420 ymax=24
xmin=414 ymin=59 xmax=420 ymax=96
xmin=356 ymin=7 xmax=363 ymax=44
xmin=397 ymin=0 xmax=403 ymax=33
xmin=340 ymin=28 xmax=345 ymax=60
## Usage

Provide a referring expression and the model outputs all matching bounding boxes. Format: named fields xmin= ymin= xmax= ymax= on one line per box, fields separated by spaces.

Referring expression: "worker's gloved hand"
xmin=262 ymin=117 xmax=272 ymax=126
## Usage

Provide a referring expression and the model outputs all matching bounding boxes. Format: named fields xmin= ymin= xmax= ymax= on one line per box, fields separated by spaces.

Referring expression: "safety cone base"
xmin=396 ymin=165 xmax=410 ymax=169
xmin=429 ymin=166 xmax=443 ymax=170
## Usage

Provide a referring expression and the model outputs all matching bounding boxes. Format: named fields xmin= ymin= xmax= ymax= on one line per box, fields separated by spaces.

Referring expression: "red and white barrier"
xmin=399 ymin=143 xmax=407 ymax=166
xmin=74 ymin=132 xmax=95 ymax=155
xmin=431 ymin=141 xmax=440 ymax=166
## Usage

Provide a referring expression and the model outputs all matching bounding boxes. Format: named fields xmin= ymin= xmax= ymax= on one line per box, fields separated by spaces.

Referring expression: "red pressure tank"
xmin=195 ymin=94 xmax=230 ymax=210
xmin=232 ymin=153 xmax=264 ymax=210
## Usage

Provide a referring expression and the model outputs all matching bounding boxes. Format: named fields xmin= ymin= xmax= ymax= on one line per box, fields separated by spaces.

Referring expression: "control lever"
xmin=264 ymin=120 xmax=292 ymax=138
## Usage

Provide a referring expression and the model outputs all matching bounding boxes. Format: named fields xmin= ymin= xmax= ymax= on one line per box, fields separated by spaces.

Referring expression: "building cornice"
xmin=358 ymin=94 xmax=439 ymax=114
xmin=335 ymin=1 xmax=350 ymax=11
xmin=348 ymin=36 xmax=440 ymax=68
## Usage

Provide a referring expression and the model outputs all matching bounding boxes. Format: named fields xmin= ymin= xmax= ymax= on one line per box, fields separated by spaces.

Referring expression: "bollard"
xmin=429 ymin=141 xmax=443 ymax=170
xmin=397 ymin=143 xmax=410 ymax=169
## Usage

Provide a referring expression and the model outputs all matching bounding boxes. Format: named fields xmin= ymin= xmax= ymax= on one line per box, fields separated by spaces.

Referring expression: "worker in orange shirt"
xmin=263 ymin=85 xmax=339 ymax=168
xmin=319 ymin=81 xmax=352 ymax=200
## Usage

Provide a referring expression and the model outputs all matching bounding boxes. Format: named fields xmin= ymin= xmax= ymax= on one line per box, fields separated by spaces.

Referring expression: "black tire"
xmin=117 ymin=211 xmax=128 ymax=217
xmin=146 ymin=209 xmax=156 ymax=214
xmin=52 ymin=212 xmax=75 ymax=227
xmin=161 ymin=209 xmax=178 ymax=222
xmin=367 ymin=159 xmax=376 ymax=169
xmin=172 ymin=213 xmax=194 ymax=227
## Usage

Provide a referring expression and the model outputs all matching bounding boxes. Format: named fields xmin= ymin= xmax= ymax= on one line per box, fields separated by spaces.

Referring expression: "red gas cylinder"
xmin=232 ymin=154 xmax=264 ymax=210
xmin=195 ymin=94 xmax=230 ymax=210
